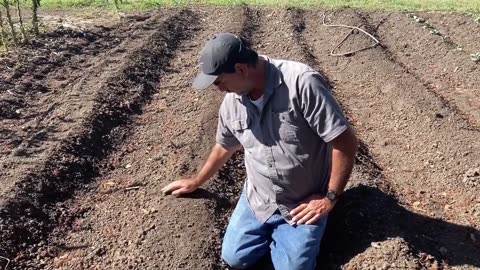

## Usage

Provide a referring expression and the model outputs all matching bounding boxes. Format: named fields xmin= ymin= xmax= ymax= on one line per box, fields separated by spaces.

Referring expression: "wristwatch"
xmin=326 ymin=190 xmax=339 ymax=202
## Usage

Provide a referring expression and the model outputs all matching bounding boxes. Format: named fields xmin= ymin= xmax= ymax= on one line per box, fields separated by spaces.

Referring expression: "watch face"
xmin=327 ymin=191 xmax=336 ymax=200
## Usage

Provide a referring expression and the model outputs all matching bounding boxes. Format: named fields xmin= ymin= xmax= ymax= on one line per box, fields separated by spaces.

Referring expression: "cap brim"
xmin=192 ymin=72 xmax=218 ymax=90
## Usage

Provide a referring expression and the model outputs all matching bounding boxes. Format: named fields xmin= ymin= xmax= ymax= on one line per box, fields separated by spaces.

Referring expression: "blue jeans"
xmin=221 ymin=192 xmax=328 ymax=270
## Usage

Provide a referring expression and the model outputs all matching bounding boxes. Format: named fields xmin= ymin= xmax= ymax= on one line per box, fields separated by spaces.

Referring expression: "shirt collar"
xmin=264 ymin=56 xmax=283 ymax=91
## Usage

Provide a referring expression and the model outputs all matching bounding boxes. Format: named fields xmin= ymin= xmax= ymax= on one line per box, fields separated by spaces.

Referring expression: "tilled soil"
xmin=40 ymin=7 xmax=247 ymax=270
xmin=0 ymin=11 xmax=168 ymax=197
xmin=301 ymin=8 xmax=479 ymax=269
xmin=367 ymin=11 xmax=480 ymax=128
xmin=418 ymin=12 xmax=480 ymax=56
xmin=0 ymin=6 xmax=479 ymax=270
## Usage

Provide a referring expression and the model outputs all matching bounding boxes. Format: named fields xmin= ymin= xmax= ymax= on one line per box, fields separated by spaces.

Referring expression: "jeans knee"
xmin=221 ymin=247 xmax=250 ymax=269
xmin=276 ymin=256 xmax=316 ymax=270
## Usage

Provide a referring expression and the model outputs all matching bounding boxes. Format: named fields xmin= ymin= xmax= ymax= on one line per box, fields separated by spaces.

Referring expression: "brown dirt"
xmin=418 ymin=12 xmax=480 ymax=55
xmin=0 ymin=6 xmax=479 ymax=270
xmin=365 ymin=11 xmax=480 ymax=128
xmin=301 ymin=8 xmax=480 ymax=269
xmin=12 ymin=7 xmax=122 ymax=31
xmin=41 ymin=7 xmax=247 ymax=270
xmin=0 ymin=11 xmax=169 ymax=198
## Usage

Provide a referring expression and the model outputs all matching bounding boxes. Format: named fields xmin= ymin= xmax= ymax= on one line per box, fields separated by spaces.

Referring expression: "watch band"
xmin=326 ymin=190 xmax=339 ymax=201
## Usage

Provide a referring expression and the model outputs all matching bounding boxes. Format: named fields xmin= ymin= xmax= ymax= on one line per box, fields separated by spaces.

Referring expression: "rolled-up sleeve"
xmin=216 ymin=100 xmax=240 ymax=148
xmin=298 ymin=71 xmax=349 ymax=142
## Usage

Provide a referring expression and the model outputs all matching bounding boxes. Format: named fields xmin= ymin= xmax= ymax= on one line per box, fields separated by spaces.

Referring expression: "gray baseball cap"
xmin=192 ymin=33 xmax=245 ymax=90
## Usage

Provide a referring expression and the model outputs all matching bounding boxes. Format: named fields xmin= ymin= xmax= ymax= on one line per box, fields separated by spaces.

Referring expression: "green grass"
xmin=29 ymin=0 xmax=480 ymax=13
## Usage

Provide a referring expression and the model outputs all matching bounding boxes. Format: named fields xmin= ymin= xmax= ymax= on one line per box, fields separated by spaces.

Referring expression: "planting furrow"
xmin=0 ymin=13 xmax=165 ymax=198
xmin=40 ymin=7 xmax=250 ymax=270
xmin=419 ymin=12 xmax=480 ymax=56
xmin=363 ymin=11 xmax=480 ymax=128
xmin=300 ymin=8 xmax=479 ymax=269
xmin=0 ymin=9 xmax=197 ymax=269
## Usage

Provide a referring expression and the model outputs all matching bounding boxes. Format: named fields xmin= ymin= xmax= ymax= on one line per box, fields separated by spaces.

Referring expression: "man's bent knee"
xmin=221 ymin=246 xmax=252 ymax=269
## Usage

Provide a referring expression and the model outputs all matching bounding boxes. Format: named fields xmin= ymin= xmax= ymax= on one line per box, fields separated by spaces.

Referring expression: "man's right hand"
xmin=160 ymin=143 xmax=239 ymax=196
xmin=161 ymin=178 xmax=200 ymax=195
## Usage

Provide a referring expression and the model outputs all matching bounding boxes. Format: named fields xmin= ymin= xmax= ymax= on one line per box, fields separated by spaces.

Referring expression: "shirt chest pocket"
xmin=272 ymin=109 xmax=300 ymax=142
xmin=231 ymin=118 xmax=255 ymax=149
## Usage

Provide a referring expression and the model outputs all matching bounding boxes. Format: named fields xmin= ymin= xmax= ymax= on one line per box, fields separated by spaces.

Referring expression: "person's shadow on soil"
xmin=246 ymin=185 xmax=480 ymax=269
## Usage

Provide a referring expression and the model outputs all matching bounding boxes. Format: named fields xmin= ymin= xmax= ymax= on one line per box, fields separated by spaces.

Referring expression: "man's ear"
xmin=234 ymin=63 xmax=249 ymax=78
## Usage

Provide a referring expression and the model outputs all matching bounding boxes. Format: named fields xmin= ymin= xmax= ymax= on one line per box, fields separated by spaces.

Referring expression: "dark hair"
xmin=226 ymin=36 xmax=258 ymax=72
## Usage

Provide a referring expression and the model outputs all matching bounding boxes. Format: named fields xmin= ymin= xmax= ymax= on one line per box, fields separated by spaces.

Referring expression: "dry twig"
xmin=14 ymin=0 xmax=27 ymax=42
xmin=322 ymin=12 xmax=380 ymax=56
xmin=0 ymin=255 xmax=10 ymax=270
xmin=2 ymin=0 xmax=17 ymax=45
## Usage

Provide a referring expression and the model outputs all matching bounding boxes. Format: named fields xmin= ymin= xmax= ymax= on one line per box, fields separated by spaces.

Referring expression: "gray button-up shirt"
xmin=216 ymin=56 xmax=349 ymax=224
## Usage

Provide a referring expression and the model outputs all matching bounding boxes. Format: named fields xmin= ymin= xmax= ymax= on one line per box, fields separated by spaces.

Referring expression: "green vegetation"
xmin=471 ymin=52 xmax=480 ymax=62
xmin=4 ymin=0 xmax=478 ymax=51
xmin=0 ymin=0 xmax=39 ymax=51
xmin=30 ymin=0 xmax=480 ymax=13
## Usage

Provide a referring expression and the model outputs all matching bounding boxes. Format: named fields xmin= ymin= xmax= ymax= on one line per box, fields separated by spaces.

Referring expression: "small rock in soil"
xmin=463 ymin=167 xmax=480 ymax=187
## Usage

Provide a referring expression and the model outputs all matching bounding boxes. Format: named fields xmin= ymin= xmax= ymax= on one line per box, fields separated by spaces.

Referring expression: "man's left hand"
xmin=290 ymin=194 xmax=336 ymax=225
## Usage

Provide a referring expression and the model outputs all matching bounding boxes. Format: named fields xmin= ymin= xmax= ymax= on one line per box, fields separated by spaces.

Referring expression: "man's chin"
xmin=236 ymin=90 xmax=250 ymax=96
xmin=226 ymin=89 xmax=250 ymax=96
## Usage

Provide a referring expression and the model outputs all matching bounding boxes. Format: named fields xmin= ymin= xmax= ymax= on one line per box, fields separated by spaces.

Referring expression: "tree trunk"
xmin=31 ymin=0 xmax=39 ymax=36
xmin=0 ymin=9 xmax=8 ymax=51
xmin=3 ymin=0 xmax=18 ymax=45
xmin=15 ymin=0 xmax=27 ymax=42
